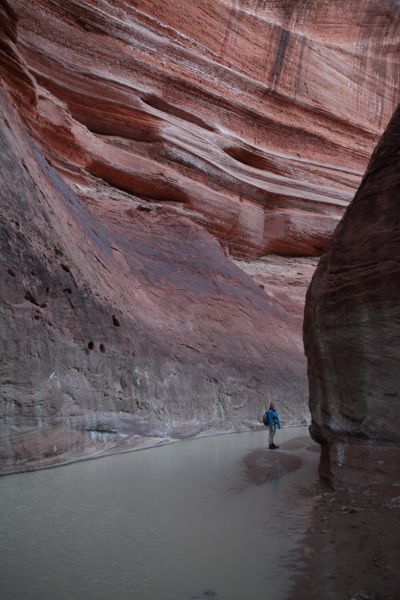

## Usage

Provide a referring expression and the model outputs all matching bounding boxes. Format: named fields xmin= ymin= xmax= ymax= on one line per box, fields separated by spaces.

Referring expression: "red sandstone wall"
xmin=0 ymin=0 xmax=308 ymax=472
xmin=1 ymin=0 xmax=400 ymax=472
xmin=8 ymin=0 xmax=400 ymax=258
xmin=305 ymin=103 xmax=400 ymax=488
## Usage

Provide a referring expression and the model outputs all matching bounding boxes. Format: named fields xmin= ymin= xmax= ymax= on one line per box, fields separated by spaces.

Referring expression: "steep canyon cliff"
xmin=305 ymin=103 xmax=400 ymax=489
xmin=1 ymin=0 xmax=399 ymax=473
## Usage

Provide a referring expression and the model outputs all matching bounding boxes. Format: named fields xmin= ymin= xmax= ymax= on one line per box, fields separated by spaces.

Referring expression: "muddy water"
xmin=0 ymin=427 xmax=319 ymax=600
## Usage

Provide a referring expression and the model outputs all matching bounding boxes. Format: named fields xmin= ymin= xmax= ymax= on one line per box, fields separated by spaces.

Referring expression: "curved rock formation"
xmin=305 ymin=102 xmax=400 ymax=488
xmin=7 ymin=0 xmax=400 ymax=258
xmin=1 ymin=0 xmax=400 ymax=473
xmin=0 ymin=0 xmax=307 ymax=473
xmin=0 ymin=84 xmax=309 ymax=472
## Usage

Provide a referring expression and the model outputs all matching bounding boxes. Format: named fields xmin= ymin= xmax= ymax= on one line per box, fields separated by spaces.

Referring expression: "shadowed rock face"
xmin=1 ymin=0 xmax=399 ymax=473
xmin=304 ymin=103 xmax=400 ymax=488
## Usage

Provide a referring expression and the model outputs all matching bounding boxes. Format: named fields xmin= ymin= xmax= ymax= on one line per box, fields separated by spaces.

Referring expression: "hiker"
xmin=263 ymin=402 xmax=281 ymax=449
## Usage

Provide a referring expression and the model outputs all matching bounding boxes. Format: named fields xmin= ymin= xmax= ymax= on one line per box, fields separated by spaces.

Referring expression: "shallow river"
xmin=0 ymin=427 xmax=319 ymax=600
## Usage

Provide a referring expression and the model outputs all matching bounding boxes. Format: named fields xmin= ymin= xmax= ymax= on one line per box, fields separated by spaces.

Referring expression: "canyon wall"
xmin=305 ymin=103 xmax=400 ymax=488
xmin=0 ymin=80 xmax=308 ymax=472
xmin=1 ymin=0 xmax=400 ymax=472
xmin=8 ymin=0 xmax=400 ymax=258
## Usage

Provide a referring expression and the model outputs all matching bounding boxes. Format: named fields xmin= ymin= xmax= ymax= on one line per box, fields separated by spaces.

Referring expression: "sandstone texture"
xmin=7 ymin=0 xmax=400 ymax=258
xmin=0 ymin=85 xmax=308 ymax=472
xmin=1 ymin=0 xmax=400 ymax=472
xmin=0 ymin=0 xmax=306 ymax=472
xmin=305 ymin=103 xmax=400 ymax=488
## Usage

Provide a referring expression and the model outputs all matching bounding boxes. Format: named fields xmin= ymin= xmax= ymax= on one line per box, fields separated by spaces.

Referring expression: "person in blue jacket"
xmin=265 ymin=402 xmax=281 ymax=449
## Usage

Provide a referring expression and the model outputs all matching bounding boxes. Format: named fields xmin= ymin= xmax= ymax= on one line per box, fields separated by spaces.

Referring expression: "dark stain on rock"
xmin=269 ymin=28 xmax=290 ymax=87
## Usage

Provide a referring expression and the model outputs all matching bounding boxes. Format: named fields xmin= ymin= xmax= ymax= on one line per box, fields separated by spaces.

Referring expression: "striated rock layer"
xmin=304 ymin=103 xmax=400 ymax=488
xmin=0 ymin=85 xmax=308 ymax=473
xmin=7 ymin=0 xmax=400 ymax=258
xmin=0 ymin=0 xmax=307 ymax=473
xmin=1 ymin=0 xmax=400 ymax=473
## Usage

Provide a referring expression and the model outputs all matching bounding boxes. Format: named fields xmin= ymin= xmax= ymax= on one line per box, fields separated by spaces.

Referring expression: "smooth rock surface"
xmin=304 ymin=102 xmax=400 ymax=488
xmin=0 ymin=32 xmax=307 ymax=471
xmin=7 ymin=0 xmax=400 ymax=258
xmin=0 ymin=88 xmax=309 ymax=471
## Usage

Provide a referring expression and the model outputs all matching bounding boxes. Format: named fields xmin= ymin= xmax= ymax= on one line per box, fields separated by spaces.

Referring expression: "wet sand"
xmin=291 ymin=484 xmax=400 ymax=600
xmin=244 ymin=449 xmax=303 ymax=485
xmin=244 ymin=435 xmax=400 ymax=600
xmin=243 ymin=434 xmax=318 ymax=486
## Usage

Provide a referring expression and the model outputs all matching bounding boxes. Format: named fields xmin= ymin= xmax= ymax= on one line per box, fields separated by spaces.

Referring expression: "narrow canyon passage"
xmin=1 ymin=1 xmax=400 ymax=598
xmin=0 ymin=428 xmax=319 ymax=600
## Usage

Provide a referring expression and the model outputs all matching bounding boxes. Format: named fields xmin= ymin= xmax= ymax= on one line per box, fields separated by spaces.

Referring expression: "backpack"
xmin=262 ymin=411 xmax=270 ymax=427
